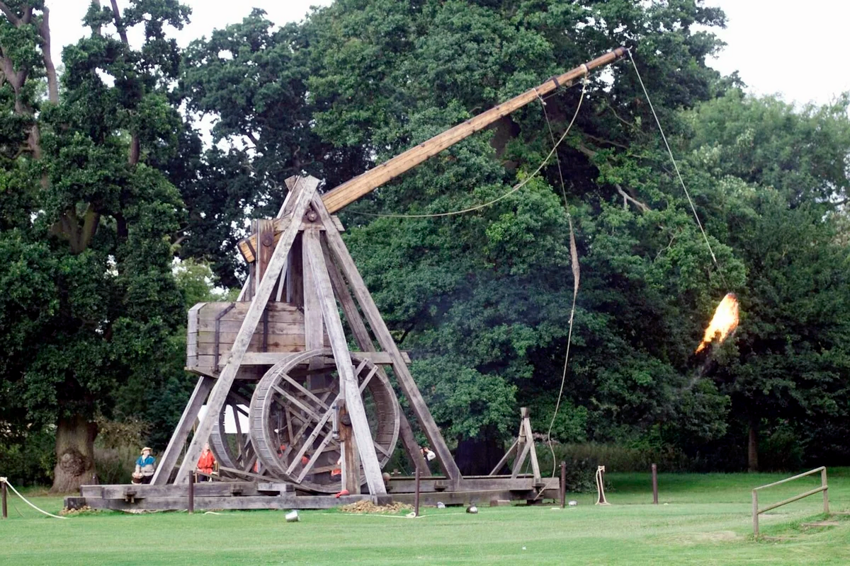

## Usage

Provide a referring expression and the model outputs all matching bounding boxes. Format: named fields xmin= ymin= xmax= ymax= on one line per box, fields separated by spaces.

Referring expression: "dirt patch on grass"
xmin=339 ymin=500 xmax=412 ymax=514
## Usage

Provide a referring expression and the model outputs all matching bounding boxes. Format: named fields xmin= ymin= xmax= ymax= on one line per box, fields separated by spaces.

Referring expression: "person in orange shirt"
xmin=196 ymin=442 xmax=216 ymax=482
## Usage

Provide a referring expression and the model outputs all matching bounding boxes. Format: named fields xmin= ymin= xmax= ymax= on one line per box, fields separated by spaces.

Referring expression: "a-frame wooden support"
xmin=170 ymin=174 xmax=461 ymax=491
xmin=489 ymin=408 xmax=541 ymax=485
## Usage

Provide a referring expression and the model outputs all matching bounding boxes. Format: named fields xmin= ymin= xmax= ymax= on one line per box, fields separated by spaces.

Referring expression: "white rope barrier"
xmin=1 ymin=477 xmax=67 ymax=520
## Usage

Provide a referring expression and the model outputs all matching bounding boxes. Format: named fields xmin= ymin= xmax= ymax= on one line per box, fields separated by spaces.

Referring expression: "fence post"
xmin=651 ymin=464 xmax=658 ymax=505
xmin=560 ymin=462 xmax=566 ymax=509
xmin=752 ymin=490 xmax=759 ymax=537
xmin=414 ymin=466 xmax=421 ymax=517
xmin=821 ymin=467 xmax=829 ymax=515
xmin=1 ymin=478 xmax=7 ymax=519
xmin=188 ymin=473 xmax=195 ymax=514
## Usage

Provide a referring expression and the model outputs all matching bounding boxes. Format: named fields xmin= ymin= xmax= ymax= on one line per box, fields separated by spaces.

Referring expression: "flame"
xmin=695 ymin=293 xmax=739 ymax=353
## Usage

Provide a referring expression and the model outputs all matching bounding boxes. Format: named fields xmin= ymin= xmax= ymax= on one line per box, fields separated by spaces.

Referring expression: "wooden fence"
xmin=752 ymin=467 xmax=829 ymax=537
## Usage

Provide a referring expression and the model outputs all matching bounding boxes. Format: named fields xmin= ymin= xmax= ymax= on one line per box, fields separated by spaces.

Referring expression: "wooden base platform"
xmin=65 ymin=476 xmax=559 ymax=512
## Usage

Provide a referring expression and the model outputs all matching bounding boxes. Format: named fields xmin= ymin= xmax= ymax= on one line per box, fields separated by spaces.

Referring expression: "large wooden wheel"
xmin=209 ymin=388 xmax=258 ymax=477
xmin=249 ymin=349 xmax=399 ymax=492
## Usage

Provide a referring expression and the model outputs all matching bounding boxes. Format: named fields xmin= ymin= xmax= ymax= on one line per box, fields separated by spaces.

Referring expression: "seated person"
xmin=133 ymin=447 xmax=156 ymax=484
xmin=196 ymin=442 xmax=216 ymax=481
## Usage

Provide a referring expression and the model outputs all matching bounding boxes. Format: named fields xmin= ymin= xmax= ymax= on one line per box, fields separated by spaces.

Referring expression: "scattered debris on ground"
xmin=339 ymin=500 xmax=412 ymax=514
xmin=61 ymin=506 xmax=97 ymax=516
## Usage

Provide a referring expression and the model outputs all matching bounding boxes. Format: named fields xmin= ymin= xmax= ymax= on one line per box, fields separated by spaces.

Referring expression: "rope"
xmin=350 ymin=79 xmax=588 ymax=219
xmin=538 ymin=97 xmax=581 ymax=480
xmin=1 ymin=478 xmax=67 ymax=519
xmin=626 ymin=49 xmax=727 ymax=286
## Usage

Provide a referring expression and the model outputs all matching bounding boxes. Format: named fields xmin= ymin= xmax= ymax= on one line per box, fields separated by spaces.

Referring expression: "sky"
xmin=47 ymin=0 xmax=849 ymax=107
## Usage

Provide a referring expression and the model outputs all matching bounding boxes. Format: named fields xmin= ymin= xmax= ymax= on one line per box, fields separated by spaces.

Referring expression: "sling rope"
xmin=348 ymin=78 xmax=587 ymax=219
xmin=538 ymin=94 xmax=582 ymax=480
xmin=1 ymin=478 xmax=67 ymax=519
xmin=626 ymin=48 xmax=728 ymax=286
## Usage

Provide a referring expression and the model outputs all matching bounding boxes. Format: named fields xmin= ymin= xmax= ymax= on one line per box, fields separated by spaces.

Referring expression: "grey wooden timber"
xmin=175 ymin=177 xmax=319 ymax=484
xmin=313 ymin=193 xmax=461 ymax=483
xmin=322 ymin=241 xmax=430 ymax=474
xmin=152 ymin=374 xmax=214 ymax=485
xmin=303 ymin=227 xmax=386 ymax=495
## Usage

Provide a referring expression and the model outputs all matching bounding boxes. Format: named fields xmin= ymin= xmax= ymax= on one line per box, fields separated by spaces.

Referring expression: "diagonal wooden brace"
xmin=311 ymin=194 xmax=461 ymax=483
xmin=303 ymin=228 xmax=386 ymax=495
xmin=175 ymin=177 xmax=319 ymax=484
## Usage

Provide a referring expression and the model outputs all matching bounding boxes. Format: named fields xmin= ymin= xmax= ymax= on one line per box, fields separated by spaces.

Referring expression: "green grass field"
xmin=2 ymin=470 xmax=849 ymax=565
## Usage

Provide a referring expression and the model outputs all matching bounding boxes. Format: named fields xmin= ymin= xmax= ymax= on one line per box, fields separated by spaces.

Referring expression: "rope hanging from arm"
xmin=626 ymin=49 xmax=728 ymax=287
xmin=350 ymin=78 xmax=588 ymax=219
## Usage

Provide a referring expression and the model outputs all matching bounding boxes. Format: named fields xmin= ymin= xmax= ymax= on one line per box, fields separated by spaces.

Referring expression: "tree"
xmin=0 ymin=0 xmax=189 ymax=491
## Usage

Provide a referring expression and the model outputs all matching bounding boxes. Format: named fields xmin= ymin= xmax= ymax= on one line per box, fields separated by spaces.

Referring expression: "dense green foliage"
xmin=2 ymin=0 xmax=850 ymax=486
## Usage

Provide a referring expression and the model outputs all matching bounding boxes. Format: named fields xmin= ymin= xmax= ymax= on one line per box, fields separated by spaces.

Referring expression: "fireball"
xmin=695 ymin=293 xmax=739 ymax=353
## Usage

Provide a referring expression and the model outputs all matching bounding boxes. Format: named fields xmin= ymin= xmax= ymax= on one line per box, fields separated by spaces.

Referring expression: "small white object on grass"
xmin=285 ymin=510 xmax=299 ymax=522
xmin=437 ymin=502 xmax=446 ymax=508
xmin=466 ymin=505 xmax=478 ymax=514
xmin=568 ymin=500 xmax=578 ymax=507
xmin=522 ymin=547 xmax=527 ymax=551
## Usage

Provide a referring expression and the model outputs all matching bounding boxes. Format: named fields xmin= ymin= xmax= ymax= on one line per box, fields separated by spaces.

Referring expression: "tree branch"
xmin=0 ymin=1 xmax=19 ymax=25
xmin=109 ymin=0 xmax=129 ymax=45
xmin=40 ymin=7 xmax=59 ymax=104
xmin=615 ymin=184 xmax=650 ymax=212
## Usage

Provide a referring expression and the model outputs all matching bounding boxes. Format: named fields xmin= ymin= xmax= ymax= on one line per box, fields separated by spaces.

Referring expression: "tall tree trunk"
xmin=748 ymin=418 xmax=759 ymax=472
xmin=51 ymin=415 xmax=98 ymax=493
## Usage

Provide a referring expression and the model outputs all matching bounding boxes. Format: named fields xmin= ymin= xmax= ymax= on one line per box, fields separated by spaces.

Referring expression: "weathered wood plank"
xmin=322 ymin=237 xmax=429 ymax=475
xmin=303 ymin=227 xmax=386 ymax=495
xmin=152 ymin=375 xmax=214 ymax=485
xmin=523 ymin=413 xmax=542 ymax=483
xmin=302 ymin=227 xmax=325 ymax=358
xmin=176 ymin=177 xmax=319 ymax=484
xmin=314 ymin=194 xmax=460 ymax=483
xmin=80 ymin=482 xmax=289 ymax=499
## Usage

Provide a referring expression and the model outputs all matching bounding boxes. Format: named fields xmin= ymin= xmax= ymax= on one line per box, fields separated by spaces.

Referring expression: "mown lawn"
xmin=2 ymin=470 xmax=849 ymax=565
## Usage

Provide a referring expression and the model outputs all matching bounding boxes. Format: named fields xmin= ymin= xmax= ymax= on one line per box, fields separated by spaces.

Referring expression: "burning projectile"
xmin=695 ymin=293 xmax=739 ymax=353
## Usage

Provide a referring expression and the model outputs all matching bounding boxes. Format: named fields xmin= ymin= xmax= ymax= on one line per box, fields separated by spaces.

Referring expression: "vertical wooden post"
xmin=559 ymin=462 xmax=566 ymax=509
xmin=752 ymin=490 xmax=759 ymax=537
xmin=414 ymin=466 xmax=421 ymax=517
xmin=339 ymin=404 xmax=361 ymax=495
xmin=652 ymin=464 xmax=658 ymax=505
xmin=821 ymin=467 xmax=829 ymax=515
xmin=188 ymin=473 xmax=194 ymax=514
xmin=2 ymin=479 xmax=7 ymax=519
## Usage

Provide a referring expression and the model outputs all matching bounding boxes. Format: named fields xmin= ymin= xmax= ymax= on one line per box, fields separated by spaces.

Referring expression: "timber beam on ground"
xmin=69 ymin=477 xmax=559 ymax=511
xmin=386 ymin=475 xmax=557 ymax=493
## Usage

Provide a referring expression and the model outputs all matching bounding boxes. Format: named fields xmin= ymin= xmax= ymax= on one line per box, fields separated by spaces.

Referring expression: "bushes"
xmin=93 ymin=417 xmax=150 ymax=484
xmin=0 ymin=429 xmax=55 ymax=487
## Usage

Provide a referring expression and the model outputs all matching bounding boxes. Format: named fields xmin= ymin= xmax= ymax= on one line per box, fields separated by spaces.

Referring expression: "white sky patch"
xmin=705 ymin=0 xmax=850 ymax=106
xmin=46 ymin=0 xmax=847 ymax=108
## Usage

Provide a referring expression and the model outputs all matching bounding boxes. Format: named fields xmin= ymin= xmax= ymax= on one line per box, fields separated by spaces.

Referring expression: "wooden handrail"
xmin=752 ymin=467 xmax=829 ymax=537
xmin=752 ymin=466 xmax=825 ymax=491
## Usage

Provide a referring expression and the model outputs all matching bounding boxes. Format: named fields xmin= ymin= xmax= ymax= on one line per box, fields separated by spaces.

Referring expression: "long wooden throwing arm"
xmin=238 ymin=47 xmax=627 ymax=259
xmin=322 ymin=46 xmax=627 ymax=213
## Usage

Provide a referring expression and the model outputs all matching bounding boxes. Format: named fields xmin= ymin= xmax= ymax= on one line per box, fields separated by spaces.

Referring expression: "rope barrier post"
xmin=560 ymin=462 xmax=566 ymax=509
xmin=2 ymin=478 xmax=7 ymax=519
xmin=752 ymin=489 xmax=759 ymax=537
xmin=188 ymin=473 xmax=194 ymax=514
xmin=414 ymin=466 xmax=421 ymax=517
xmin=651 ymin=464 xmax=658 ymax=505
